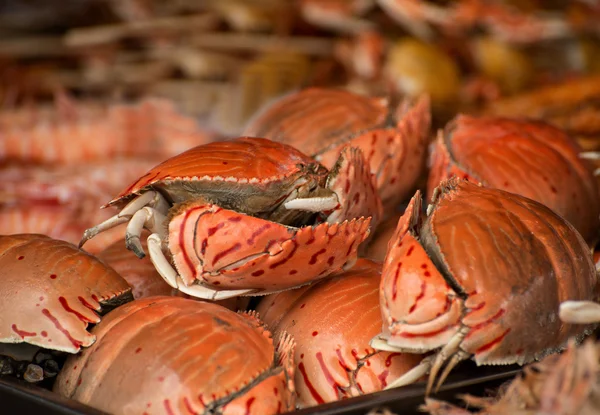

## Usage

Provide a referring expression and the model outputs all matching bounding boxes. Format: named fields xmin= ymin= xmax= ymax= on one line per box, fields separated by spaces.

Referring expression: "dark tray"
xmin=1 ymin=362 xmax=521 ymax=415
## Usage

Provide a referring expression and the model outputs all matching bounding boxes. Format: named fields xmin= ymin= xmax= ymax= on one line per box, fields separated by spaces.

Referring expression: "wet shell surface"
xmin=257 ymin=259 xmax=423 ymax=407
xmin=54 ymin=296 xmax=296 ymax=415
xmin=428 ymin=115 xmax=600 ymax=243
xmin=0 ymin=234 xmax=132 ymax=353
xmin=379 ymin=179 xmax=597 ymax=366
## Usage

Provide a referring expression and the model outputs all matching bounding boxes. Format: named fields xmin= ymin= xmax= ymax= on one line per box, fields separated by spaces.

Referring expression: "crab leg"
xmin=147 ymin=233 xmax=255 ymax=299
xmin=426 ymin=325 xmax=470 ymax=395
xmin=559 ymin=301 xmax=600 ymax=324
xmin=118 ymin=190 xmax=169 ymax=218
xmin=79 ymin=214 xmax=129 ymax=248
xmin=385 ymin=355 xmax=435 ymax=390
xmin=80 ymin=191 xmax=169 ymax=248
xmin=126 ymin=207 xmax=167 ymax=258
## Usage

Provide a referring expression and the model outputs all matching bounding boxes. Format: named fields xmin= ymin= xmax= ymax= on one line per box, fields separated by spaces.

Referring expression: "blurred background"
xmin=1 ymin=0 xmax=600 ymax=251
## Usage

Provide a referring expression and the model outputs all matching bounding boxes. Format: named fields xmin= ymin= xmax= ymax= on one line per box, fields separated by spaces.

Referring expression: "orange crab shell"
xmin=0 ymin=234 xmax=131 ymax=353
xmin=381 ymin=180 xmax=597 ymax=365
xmin=256 ymin=259 xmax=423 ymax=407
xmin=54 ymin=297 xmax=295 ymax=415
xmin=243 ymin=88 xmax=431 ymax=214
xmin=427 ymin=115 xmax=600 ymax=244
xmin=107 ymin=136 xmax=327 ymax=208
xmin=169 ymin=202 xmax=371 ymax=292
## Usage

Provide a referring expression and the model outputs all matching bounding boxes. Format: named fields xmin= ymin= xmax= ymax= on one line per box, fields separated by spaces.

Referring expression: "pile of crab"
xmin=2 ymin=85 xmax=600 ymax=415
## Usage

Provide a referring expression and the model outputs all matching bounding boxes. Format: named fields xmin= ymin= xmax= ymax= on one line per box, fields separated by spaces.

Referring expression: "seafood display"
xmin=2 ymin=1 xmax=600 ymax=415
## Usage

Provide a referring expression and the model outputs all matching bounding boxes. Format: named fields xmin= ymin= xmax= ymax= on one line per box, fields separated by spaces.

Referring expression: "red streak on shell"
xmin=183 ymin=397 xmax=197 ymax=415
xmin=377 ymin=370 xmax=389 ymax=388
xmin=59 ymin=297 xmax=95 ymax=323
xmin=211 ymin=243 xmax=242 ymax=266
xmin=316 ymin=352 xmax=343 ymax=397
xmin=41 ymin=308 xmax=83 ymax=349
xmin=164 ymin=399 xmax=175 ymax=415
xmin=298 ymin=362 xmax=325 ymax=404
xmin=11 ymin=324 xmax=36 ymax=338
xmin=475 ymin=329 xmax=512 ymax=354
xmin=399 ymin=326 xmax=452 ymax=339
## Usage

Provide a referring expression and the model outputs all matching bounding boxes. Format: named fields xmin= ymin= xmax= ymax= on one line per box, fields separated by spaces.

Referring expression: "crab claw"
xmin=325 ymin=146 xmax=383 ymax=229
xmin=167 ymin=202 xmax=372 ymax=295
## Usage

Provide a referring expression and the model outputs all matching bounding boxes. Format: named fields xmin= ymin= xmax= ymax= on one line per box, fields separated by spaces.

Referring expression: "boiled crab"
xmin=244 ymin=87 xmax=430 ymax=215
xmin=79 ymin=137 xmax=378 ymax=300
xmin=0 ymin=234 xmax=131 ymax=382
xmin=256 ymin=258 xmax=423 ymax=407
xmin=371 ymin=178 xmax=597 ymax=395
xmin=54 ymin=296 xmax=296 ymax=415
xmin=428 ymin=115 xmax=600 ymax=244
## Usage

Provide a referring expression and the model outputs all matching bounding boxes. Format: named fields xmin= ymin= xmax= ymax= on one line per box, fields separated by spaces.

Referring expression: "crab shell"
xmin=0 ymin=234 xmax=132 ymax=353
xmin=256 ymin=259 xmax=423 ymax=407
xmin=107 ymin=136 xmax=329 ymax=208
xmin=54 ymin=296 xmax=296 ymax=415
xmin=243 ymin=88 xmax=431 ymax=215
xmin=379 ymin=179 xmax=597 ymax=366
xmin=428 ymin=115 xmax=600 ymax=244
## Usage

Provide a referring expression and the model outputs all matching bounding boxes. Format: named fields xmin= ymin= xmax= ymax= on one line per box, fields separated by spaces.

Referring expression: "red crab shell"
xmin=428 ymin=115 xmax=600 ymax=244
xmin=256 ymin=259 xmax=423 ymax=407
xmin=377 ymin=179 xmax=597 ymax=367
xmin=0 ymin=234 xmax=131 ymax=353
xmin=54 ymin=297 xmax=296 ymax=415
xmin=243 ymin=88 xmax=431 ymax=215
xmin=107 ymin=136 xmax=328 ymax=207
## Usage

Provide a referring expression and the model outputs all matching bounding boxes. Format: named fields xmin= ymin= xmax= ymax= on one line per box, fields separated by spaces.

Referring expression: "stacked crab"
xmin=2 ymin=82 xmax=600 ymax=415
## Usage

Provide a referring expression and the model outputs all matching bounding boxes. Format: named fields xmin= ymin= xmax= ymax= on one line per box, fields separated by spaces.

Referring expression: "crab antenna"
xmin=559 ymin=301 xmax=600 ymax=324
xmin=284 ymin=195 xmax=338 ymax=212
